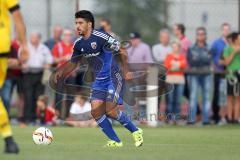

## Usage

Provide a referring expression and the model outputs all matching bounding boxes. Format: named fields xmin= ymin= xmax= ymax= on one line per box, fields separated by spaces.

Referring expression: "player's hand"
xmin=19 ymin=44 xmax=29 ymax=63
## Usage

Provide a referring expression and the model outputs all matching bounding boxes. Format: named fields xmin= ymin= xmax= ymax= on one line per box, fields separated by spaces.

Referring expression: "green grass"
xmin=0 ymin=125 xmax=240 ymax=160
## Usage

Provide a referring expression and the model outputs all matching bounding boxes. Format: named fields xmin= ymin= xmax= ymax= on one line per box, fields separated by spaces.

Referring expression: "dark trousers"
xmin=55 ymin=76 xmax=76 ymax=119
xmin=212 ymin=75 xmax=221 ymax=123
xmin=22 ymin=72 xmax=44 ymax=122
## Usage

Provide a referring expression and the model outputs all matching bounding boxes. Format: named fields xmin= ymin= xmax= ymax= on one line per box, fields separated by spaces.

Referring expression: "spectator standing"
xmin=99 ymin=18 xmax=120 ymax=40
xmin=126 ymin=32 xmax=153 ymax=121
xmin=52 ymin=28 xmax=73 ymax=67
xmin=172 ymin=24 xmax=192 ymax=55
xmin=1 ymin=44 xmax=21 ymax=113
xmin=187 ymin=27 xmax=212 ymax=124
xmin=152 ymin=29 xmax=172 ymax=118
xmin=127 ymin=32 xmax=153 ymax=65
xmin=164 ymin=41 xmax=187 ymax=123
xmin=211 ymin=23 xmax=231 ymax=123
xmin=52 ymin=28 xmax=75 ymax=119
xmin=172 ymin=24 xmax=192 ymax=114
xmin=223 ymin=32 xmax=240 ymax=124
xmin=21 ymin=32 xmax=53 ymax=124
xmin=152 ymin=29 xmax=172 ymax=63
xmin=3 ymin=37 xmax=24 ymax=117
xmin=11 ymin=38 xmax=26 ymax=122
xmin=44 ymin=25 xmax=63 ymax=50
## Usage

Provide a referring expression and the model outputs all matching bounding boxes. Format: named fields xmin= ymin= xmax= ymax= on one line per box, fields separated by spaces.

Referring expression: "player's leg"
xmin=106 ymin=101 xmax=143 ymax=147
xmin=108 ymin=70 xmax=143 ymax=146
xmin=106 ymin=102 xmax=138 ymax=132
xmin=0 ymin=58 xmax=19 ymax=154
xmin=107 ymin=71 xmax=138 ymax=132
xmin=90 ymin=89 xmax=122 ymax=147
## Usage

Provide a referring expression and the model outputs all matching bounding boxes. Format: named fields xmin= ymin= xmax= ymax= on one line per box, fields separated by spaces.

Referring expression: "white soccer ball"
xmin=32 ymin=127 xmax=53 ymax=145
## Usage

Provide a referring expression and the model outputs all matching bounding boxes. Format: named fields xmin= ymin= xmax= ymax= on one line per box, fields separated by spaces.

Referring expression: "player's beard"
xmin=78 ymin=30 xmax=83 ymax=36
xmin=77 ymin=28 xmax=84 ymax=36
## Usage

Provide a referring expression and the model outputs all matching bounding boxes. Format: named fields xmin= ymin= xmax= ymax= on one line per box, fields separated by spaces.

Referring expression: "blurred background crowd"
xmin=1 ymin=0 xmax=240 ymax=127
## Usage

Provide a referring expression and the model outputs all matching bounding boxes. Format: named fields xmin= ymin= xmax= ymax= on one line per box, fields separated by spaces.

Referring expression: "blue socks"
xmin=96 ymin=115 xmax=121 ymax=142
xmin=116 ymin=111 xmax=138 ymax=133
xmin=96 ymin=112 xmax=138 ymax=142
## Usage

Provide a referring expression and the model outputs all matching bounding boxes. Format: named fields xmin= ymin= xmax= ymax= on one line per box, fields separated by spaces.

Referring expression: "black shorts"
xmin=227 ymin=72 xmax=240 ymax=96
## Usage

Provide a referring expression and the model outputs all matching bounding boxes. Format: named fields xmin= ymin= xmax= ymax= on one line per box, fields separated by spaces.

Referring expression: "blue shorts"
xmin=90 ymin=71 xmax=124 ymax=105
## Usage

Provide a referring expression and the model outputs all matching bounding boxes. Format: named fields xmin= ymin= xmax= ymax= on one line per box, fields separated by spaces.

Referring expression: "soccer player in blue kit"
xmin=56 ymin=10 xmax=143 ymax=147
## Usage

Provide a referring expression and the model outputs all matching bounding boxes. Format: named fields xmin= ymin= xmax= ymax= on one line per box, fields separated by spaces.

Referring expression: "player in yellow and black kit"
xmin=0 ymin=0 xmax=28 ymax=154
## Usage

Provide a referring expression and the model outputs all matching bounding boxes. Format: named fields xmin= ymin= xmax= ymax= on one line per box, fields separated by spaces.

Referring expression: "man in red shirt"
xmin=51 ymin=28 xmax=75 ymax=118
xmin=52 ymin=28 xmax=74 ymax=67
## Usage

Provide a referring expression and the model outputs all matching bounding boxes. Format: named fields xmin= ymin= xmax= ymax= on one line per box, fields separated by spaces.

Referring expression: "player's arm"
xmin=105 ymin=36 xmax=132 ymax=79
xmin=54 ymin=61 xmax=78 ymax=83
xmin=118 ymin=48 xmax=132 ymax=80
xmin=11 ymin=5 xmax=29 ymax=62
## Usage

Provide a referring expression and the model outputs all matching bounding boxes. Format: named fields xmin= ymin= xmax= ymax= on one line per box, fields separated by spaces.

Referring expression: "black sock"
xmin=4 ymin=136 xmax=14 ymax=146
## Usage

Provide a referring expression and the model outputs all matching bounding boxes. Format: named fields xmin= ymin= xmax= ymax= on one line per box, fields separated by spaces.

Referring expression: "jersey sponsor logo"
xmin=83 ymin=52 xmax=100 ymax=58
xmin=91 ymin=42 xmax=97 ymax=49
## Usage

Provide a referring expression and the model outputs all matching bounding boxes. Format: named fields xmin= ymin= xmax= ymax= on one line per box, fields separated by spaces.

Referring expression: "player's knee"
xmin=91 ymin=110 xmax=104 ymax=120
xmin=106 ymin=109 xmax=118 ymax=119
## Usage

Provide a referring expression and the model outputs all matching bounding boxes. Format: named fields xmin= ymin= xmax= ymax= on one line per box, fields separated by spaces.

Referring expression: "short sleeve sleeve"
xmin=223 ymin=47 xmax=230 ymax=58
xmin=71 ymin=39 xmax=82 ymax=63
xmin=44 ymin=46 xmax=53 ymax=64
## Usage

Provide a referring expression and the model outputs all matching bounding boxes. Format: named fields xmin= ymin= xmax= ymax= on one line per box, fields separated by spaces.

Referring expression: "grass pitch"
xmin=0 ymin=125 xmax=240 ymax=160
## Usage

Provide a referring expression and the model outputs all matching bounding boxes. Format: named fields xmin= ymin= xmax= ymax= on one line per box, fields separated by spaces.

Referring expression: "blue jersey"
xmin=71 ymin=30 xmax=124 ymax=104
xmin=71 ymin=29 xmax=120 ymax=81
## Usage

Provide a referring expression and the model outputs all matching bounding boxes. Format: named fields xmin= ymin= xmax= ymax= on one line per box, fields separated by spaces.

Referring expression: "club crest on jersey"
xmin=91 ymin=42 xmax=97 ymax=49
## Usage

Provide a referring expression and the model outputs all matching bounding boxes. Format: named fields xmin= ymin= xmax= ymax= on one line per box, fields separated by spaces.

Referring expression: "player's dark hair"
xmin=75 ymin=10 xmax=95 ymax=29
xmin=231 ymin=32 xmax=240 ymax=43
xmin=176 ymin=24 xmax=185 ymax=35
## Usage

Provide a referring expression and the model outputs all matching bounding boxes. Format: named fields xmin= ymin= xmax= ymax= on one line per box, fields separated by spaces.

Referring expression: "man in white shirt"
xmin=152 ymin=29 xmax=172 ymax=63
xmin=20 ymin=31 xmax=53 ymax=124
xmin=152 ymin=29 xmax=172 ymax=115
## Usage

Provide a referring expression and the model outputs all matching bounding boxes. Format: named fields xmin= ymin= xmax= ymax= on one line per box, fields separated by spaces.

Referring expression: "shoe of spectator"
xmin=202 ymin=122 xmax=211 ymax=125
xmin=19 ymin=122 xmax=27 ymax=128
xmin=176 ymin=120 xmax=187 ymax=126
xmin=217 ymin=118 xmax=227 ymax=126
xmin=187 ymin=122 xmax=195 ymax=125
